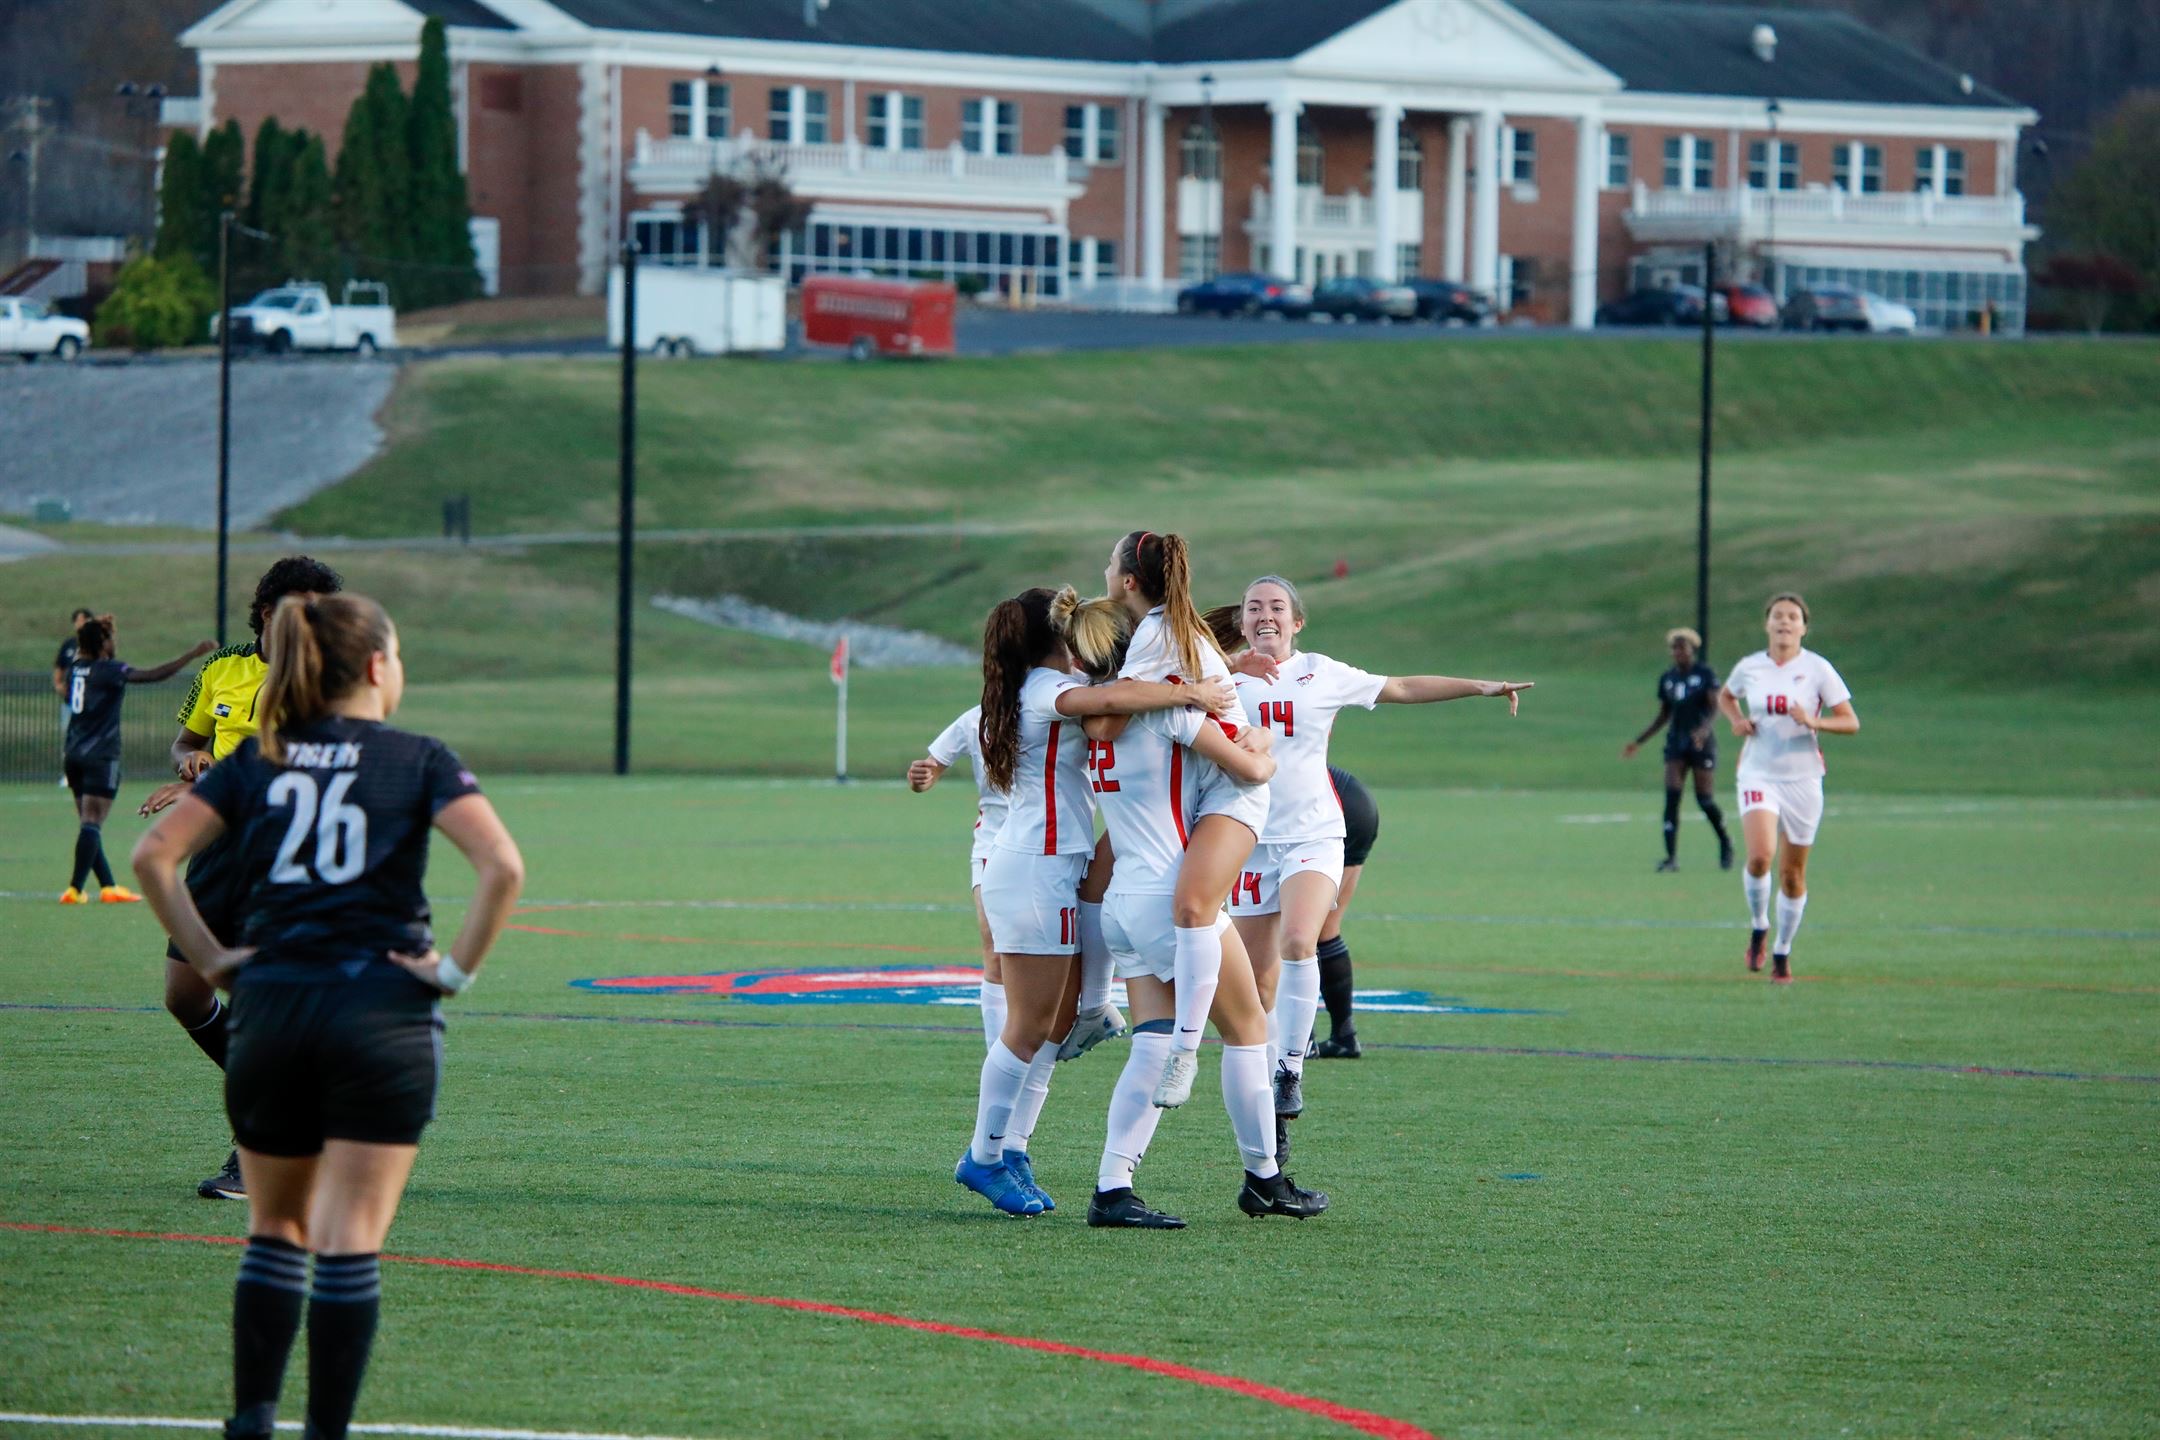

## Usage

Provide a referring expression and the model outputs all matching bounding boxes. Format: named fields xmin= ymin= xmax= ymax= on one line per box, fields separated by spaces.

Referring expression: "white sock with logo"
xmin=1274 ymin=956 xmax=1322 ymax=1077
xmin=1076 ymin=901 xmax=1113 ymax=1013
xmin=1098 ymin=1028 xmax=1171 ymax=1192
xmin=970 ymin=1040 xmax=1029 ymax=1166
xmin=1171 ymin=924 xmax=1223 ymax=1054
xmin=1773 ymin=891 xmax=1809 ymax=956
xmin=1743 ymin=870 xmax=1773 ymax=930
xmin=1220 ymin=1042 xmax=1279 ymax=1179
xmin=978 ymin=980 xmax=1006 ymax=1051
xmin=1004 ymin=1036 xmax=1060 ymax=1154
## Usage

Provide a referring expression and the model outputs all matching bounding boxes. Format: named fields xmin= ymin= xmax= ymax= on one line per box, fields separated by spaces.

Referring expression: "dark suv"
xmin=1595 ymin=286 xmax=1707 ymax=327
xmin=1404 ymin=278 xmax=1491 ymax=324
xmin=1175 ymin=272 xmax=1312 ymax=318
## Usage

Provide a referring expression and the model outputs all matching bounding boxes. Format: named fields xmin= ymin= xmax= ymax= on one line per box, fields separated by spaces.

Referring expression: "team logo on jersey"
xmin=1295 ymin=673 xmax=1316 ymax=685
xmin=572 ymin=965 xmax=1543 ymax=1015
xmin=213 ymin=703 xmax=232 ymax=718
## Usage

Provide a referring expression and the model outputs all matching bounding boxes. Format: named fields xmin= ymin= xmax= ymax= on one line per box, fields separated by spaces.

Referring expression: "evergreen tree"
xmin=200 ymin=118 xmax=246 ymax=236
xmin=281 ymin=132 xmax=339 ymax=288
xmin=153 ymin=130 xmax=208 ymax=269
xmin=404 ymin=17 xmax=480 ymax=307
xmin=243 ymin=117 xmax=302 ymax=292
xmin=244 ymin=116 xmax=286 ymax=231
xmin=333 ymin=63 xmax=412 ymax=298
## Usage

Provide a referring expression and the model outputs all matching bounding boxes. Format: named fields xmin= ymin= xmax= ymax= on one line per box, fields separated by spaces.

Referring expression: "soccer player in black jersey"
xmin=1307 ymin=764 xmax=1379 ymax=1062
xmin=1623 ymin=627 xmax=1734 ymax=872
xmin=57 ymin=615 xmax=211 ymax=903
xmin=134 ymin=593 xmax=524 ymax=1440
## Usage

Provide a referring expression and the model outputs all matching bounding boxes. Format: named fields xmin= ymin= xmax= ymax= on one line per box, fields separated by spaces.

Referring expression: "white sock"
xmin=1743 ymin=870 xmax=1772 ymax=930
xmin=970 ymin=1040 xmax=1029 ymax=1166
xmin=978 ymin=980 xmax=1006 ymax=1051
xmin=1773 ymin=890 xmax=1808 ymax=956
xmin=1219 ymin=1042 xmax=1278 ymax=1179
xmin=1265 ymin=1001 xmax=1282 ymax=1071
xmin=1004 ymin=1036 xmax=1060 ymax=1153
xmin=1171 ymin=924 xmax=1223 ymax=1054
xmin=1274 ymin=956 xmax=1321 ymax=1077
xmin=1098 ymin=1029 xmax=1171 ymax=1191
xmin=1076 ymin=902 xmax=1113 ymax=1012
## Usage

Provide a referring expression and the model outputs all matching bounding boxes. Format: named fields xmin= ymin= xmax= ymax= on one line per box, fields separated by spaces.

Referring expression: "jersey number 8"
xmin=268 ymin=771 xmax=369 ymax=885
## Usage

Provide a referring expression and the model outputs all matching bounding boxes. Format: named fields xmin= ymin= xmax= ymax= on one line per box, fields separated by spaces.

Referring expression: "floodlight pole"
xmin=216 ymin=209 xmax=234 ymax=647
xmin=615 ymin=242 xmax=638 ymax=777
xmin=1696 ymin=240 xmax=1715 ymax=647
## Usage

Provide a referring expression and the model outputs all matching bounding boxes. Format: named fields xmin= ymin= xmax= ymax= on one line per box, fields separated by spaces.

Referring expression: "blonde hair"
xmin=1665 ymin=626 xmax=1702 ymax=649
xmin=258 ymin=593 xmax=393 ymax=765
xmin=1059 ymin=594 xmax=1133 ymax=680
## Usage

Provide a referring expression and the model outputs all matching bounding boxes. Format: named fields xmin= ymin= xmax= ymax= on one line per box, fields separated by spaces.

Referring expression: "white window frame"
xmin=1397 ymin=241 xmax=1422 ymax=278
xmin=1296 ymin=118 xmax=1324 ymax=187
xmin=963 ymin=97 xmax=1019 ymax=156
xmin=1662 ymin=134 xmax=1714 ymax=192
xmin=769 ymin=85 xmax=829 ymax=145
xmin=670 ymin=79 xmax=730 ymax=141
xmin=1603 ymin=131 xmax=1630 ymax=189
xmin=1180 ymin=120 xmax=1221 ymax=181
xmin=1840 ymin=141 xmax=1883 ymax=194
xmin=1397 ymin=132 xmax=1424 ymax=192
xmin=867 ymin=92 xmax=924 ymax=151
xmin=1064 ymin=103 xmax=1119 ymax=163
xmin=1914 ymin=143 xmax=1967 ymax=196
xmin=1504 ymin=126 xmax=1537 ymax=186
xmin=1746 ymin=138 xmax=1797 ymax=191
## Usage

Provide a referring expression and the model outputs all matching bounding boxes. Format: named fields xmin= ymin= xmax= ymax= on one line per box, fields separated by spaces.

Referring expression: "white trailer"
xmin=608 ymin=267 xmax=787 ymax=355
xmin=213 ymin=281 xmax=397 ymax=355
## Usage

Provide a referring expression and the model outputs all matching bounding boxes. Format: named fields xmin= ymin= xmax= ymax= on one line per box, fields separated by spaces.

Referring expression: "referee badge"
xmin=214 ymin=702 xmax=232 ymax=717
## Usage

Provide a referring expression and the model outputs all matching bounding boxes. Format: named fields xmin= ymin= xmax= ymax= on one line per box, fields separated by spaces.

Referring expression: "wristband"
xmin=434 ymin=953 xmax=473 ymax=995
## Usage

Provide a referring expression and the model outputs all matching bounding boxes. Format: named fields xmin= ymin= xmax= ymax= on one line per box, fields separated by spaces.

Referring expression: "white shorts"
xmin=969 ymin=853 xmax=990 ymax=893
xmin=1194 ymin=753 xmax=1269 ymax=836
xmin=1102 ymin=895 xmax=1230 ymax=983
xmin=1738 ymin=776 xmax=1825 ymax=847
xmin=1227 ymin=839 xmax=1346 ymax=917
xmin=980 ymin=848 xmax=1088 ymax=955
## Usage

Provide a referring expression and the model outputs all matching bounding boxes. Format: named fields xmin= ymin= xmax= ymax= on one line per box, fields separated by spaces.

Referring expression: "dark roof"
xmin=1513 ymin=2 xmax=2022 ymax=108
xmin=1149 ymin=0 xmax=1400 ymax=63
xmin=537 ymin=0 xmax=1149 ymax=62
xmin=412 ymin=0 xmax=516 ymax=29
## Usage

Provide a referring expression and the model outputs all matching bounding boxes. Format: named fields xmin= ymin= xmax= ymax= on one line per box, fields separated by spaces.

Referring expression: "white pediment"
xmin=189 ymin=0 xmax=427 ymax=37
xmin=1298 ymin=0 xmax=1619 ymax=90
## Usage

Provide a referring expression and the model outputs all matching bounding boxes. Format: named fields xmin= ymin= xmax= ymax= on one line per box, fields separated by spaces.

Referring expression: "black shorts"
xmin=64 ymin=753 xmax=120 ymax=801
xmin=167 ymin=837 xmax=243 ymax=962
xmin=1329 ymin=766 xmax=1381 ymax=867
xmin=226 ymin=972 xmax=444 ymax=1155
xmin=1664 ymin=740 xmax=1717 ymax=773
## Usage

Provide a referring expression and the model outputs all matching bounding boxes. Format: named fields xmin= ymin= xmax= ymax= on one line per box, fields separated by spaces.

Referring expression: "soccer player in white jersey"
xmin=1104 ymin=529 xmax=1280 ymax=1110
xmin=1064 ymin=598 xmax=1328 ymax=1225
xmin=909 ymin=705 xmax=1011 ymax=1047
xmin=956 ymin=586 xmax=1235 ymax=1217
xmin=1224 ymin=576 xmax=1531 ymax=1159
xmin=1717 ymin=593 xmax=1860 ymax=983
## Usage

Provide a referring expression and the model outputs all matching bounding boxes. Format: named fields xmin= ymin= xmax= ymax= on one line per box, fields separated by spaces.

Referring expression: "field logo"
xmin=573 ymin=964 xmax=1540 ymax=1014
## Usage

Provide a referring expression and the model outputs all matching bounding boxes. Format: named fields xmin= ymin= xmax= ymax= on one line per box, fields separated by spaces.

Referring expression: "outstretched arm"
xmin=128 ymin=640 xmax=216 ymax=686
xmin=1377 ymin=675 xmax=1533 ymax=716
xmin=1056 ymin=676 xmax=1236 ymax=719
xmin=1623 ymin=702 xmax=1673 ymax=758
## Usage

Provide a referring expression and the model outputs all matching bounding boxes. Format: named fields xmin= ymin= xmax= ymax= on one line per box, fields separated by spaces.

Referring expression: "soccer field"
xmin=3 ymin=776 xmax=2154 ymax=1438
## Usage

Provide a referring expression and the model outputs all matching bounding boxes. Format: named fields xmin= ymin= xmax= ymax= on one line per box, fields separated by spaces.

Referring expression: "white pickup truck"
xmin=213 ymin=280 xmax=397 ymax=355
xmin=0 ymin=297 xmax=89 ymax=361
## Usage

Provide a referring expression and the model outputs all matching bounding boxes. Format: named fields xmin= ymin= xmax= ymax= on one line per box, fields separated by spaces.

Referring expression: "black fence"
xmin=1 ymin=671 xmax=191 ymax=787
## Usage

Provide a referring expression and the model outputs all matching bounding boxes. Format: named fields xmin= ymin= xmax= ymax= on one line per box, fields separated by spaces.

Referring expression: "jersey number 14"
xmin=1257 ymin=701 xmax=1294 ymax=736
xmin=268 ymin=771 xmax=369 ymax=885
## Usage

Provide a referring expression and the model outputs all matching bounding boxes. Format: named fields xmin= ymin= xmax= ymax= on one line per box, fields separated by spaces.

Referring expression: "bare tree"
xmin=688 ymin=167 xmax=747 ymax=268
xmin=744 ymin=152 xmax=812 ymax=272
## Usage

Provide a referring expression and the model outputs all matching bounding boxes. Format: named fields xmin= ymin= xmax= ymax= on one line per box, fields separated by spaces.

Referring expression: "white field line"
xmin=0 ymin=1414 xmax=713 ymax=1440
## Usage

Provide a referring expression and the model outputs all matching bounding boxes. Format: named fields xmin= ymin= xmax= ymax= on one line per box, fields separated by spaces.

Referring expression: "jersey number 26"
xmin=268 ymin=771 xmax=368 ymax=885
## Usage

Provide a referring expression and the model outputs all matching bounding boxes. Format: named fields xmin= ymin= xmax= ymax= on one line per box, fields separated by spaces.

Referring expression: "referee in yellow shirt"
xmin=143 ymin=556 xmax=344 ymax=1199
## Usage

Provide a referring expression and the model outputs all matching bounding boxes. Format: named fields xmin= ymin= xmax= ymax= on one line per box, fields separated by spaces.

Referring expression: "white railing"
xmin=1247 ymin=186 xmax=1425 ymax=233
xmin=1628 ymin=182 xmax=2027 ymax=230
xmin=634 ymin=130 xmax=1080 ymax=188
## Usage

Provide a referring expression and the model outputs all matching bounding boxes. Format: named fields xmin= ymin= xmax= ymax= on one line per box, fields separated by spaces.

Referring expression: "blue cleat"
xmin=1003 ymin=1150 xmax=1054 ymax=1212
xmin=955 ymin=1151 xmax=1044 ymax=1216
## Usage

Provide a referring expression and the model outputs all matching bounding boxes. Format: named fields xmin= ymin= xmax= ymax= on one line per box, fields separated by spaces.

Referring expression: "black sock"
xmin=91 ymin=830 xmax=115 ymax=887
xmin=230 ymin=1236 xmax=308 ymax=1437
xmin=185 ymin=996 xmax=231 ymax=1069
xmin=70 ymin=824 xmax=101 ymax=891
xmin=1662 ymin=788 xmax=1681 ymax=860
xmin=1698 ymin=793 xmax=1730 ymax=844
xmin=1316 ymin=934 xmax=1354 ymax=1036
xmin=306 ymin=1253 xmax=383 ymax=1440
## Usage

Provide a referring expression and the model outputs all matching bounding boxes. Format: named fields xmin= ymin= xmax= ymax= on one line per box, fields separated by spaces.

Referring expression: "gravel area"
xmin=0 ymin=357 xmax=398 ymax=529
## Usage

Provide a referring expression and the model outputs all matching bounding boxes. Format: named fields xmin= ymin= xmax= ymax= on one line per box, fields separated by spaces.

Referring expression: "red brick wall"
xmin=464 ymin=62 xmax=532 ymax=290
xmin=521 ymin=66 xmax=585 ymax=295
xmin=1496 ymin=115 xmax=1580 ymax=322
xmin=211 ymin=60 xmax=413 ymax=163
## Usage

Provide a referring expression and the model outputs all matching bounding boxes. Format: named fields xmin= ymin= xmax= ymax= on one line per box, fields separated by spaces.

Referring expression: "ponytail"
xmin=1062 ymin=595 xmax=1133 ymax=680
xmin=258 ymin=593 xmax=393 ymax=765
xmin=978 ymin=586 xmax=1061 ymax=792
xmin=1200 ymin=604 xmax=1245 ymax=656
xmin=1115 ymin=530 xmax=1207 ymax=680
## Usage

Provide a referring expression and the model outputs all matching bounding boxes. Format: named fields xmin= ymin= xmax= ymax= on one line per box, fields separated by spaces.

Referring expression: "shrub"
xmin=93 ymin=254 xmax=219 ymax=350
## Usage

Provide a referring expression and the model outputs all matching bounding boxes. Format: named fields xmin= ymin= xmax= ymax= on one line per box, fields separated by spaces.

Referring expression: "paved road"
xmin=0 ymin=357 xmax=396 ymax=528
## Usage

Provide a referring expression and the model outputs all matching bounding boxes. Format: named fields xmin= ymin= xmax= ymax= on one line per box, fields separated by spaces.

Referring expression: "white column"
xmin=1142 ymin=97 xmax=1167 ymax=289
xmin=1570 ymin=114 xmax=1601 ymax=329
xmin=1371 ymin=103 xmax=1402 ymax=282
xmin=1443 ymin=115 xmax=1468 ymax=280
xmin=1470 ymin=107 xmax=1501 ymax=300
xmin=1269 ymin=96 xmax=1301 ymax=282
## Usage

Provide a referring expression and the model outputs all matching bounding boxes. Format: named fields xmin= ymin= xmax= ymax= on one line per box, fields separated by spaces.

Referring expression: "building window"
xmin=1397 ymin=242 xmax=1422 ymax=278
xmin=1747 ymin=139 xmax=1798 ymax=191
xmin=631 ymin=210 xmax=704 ymax=266
xmin=868 ymin=93 xmax=924 ymax=150
xmin=1064 ymin=104 xmax=1120 ymax=163
xmin=706 ymin=83 xmax=731 ymax=140
xmin=670 ymin=81 xmax=695 ymax=138
xmin=1506 ymin=127 xmax=1537 ymax=185
xmin=1180 ymin=121 xmax=1221 ymax=181
xmin=1397 ymin=133 xmax=1423 ymax=191
xmin=1662 ymin=135 xmax=1714 ymax=191
xmin=670 ymin=80 xmax=730 ymax=140
xmin=963 ymin=98 xmax=1019 ymax=156
xmin=1296 ymin=118 xmax=1323 ymax=187
xmin=1916 ymin=144 xmax=1967 ymax=195
xmin=1841 ymin=142 xmax=1883 ymax=193
xmin=1943 ymin=147 xmax=1965 ymax=196
xmin=803 ymin=89 xmax=828 ymax=144
xmin=767 ymin=86 xmax=829 ymax=144
xmin=1604 ymin=131 xmax=1630 ymax=188
xmin=1178 ymin=233 xmax=1221 ymax=282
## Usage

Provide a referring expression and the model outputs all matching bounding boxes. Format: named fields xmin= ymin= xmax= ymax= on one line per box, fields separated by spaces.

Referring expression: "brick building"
xmin=183 ymin=0 xmax=2039 ymax=330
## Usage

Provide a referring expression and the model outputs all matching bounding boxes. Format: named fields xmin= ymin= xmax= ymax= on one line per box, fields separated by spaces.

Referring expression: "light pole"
xmin=1764 ymin=98 xmax=1782 ymax=301
xmin=1198 ymin=72 xmax=1217 ymax=280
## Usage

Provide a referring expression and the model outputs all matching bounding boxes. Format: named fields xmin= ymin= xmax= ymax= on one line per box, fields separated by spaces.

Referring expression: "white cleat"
xmin=1151 ymin=1048 xmax=1199 ymax=1109
xmin=1057 ymin=1003 xmax=1127 ymax=1061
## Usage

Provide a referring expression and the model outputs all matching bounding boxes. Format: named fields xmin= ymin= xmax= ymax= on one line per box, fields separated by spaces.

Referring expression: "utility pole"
xmin=615 ymin=242 xmax=638 ymax=777
xmin=1696 ymin=240 xmax=1716 ymax=647
xmin=5 ymin=97 xmax=52 ymax=253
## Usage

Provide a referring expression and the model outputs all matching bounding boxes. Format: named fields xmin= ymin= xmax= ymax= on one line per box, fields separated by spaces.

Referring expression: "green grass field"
xmin=1 ymin=776 xmax=2155 ymax=1438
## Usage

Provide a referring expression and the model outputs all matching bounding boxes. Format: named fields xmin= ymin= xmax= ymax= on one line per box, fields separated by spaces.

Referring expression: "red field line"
xmin=502 ymin=922 xmax=974 ymax=957
xmin=0 ymin=1221 xmax=1438 ymax=1440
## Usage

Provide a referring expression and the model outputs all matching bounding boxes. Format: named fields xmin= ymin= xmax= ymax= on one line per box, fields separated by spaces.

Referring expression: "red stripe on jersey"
xmin=1327 ymin=769 xmax=1344 ymax=813
xmin=1043 ymin=721 xmax=1061 ymax=854
xmin=1169 ymin=744 xmax=1188 ymax=849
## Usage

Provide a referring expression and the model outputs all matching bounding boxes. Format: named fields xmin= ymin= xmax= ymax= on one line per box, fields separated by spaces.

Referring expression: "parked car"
xmin=1175 ymin=271 xmax=1311 ymax=318
xmin=1781 ymin=285 xmax=1915 ymax=334
xmin=1716 ymin=284 xmax=1779 ymax=328
xmin=211 ymin=280 xmax=397 ymax=354
xmin=1594 ymin=286 xmax=1706 ymax=327
xmin=1310 ymin=276 xmax=1418 ymax=322
xmin=1404 ymin=278 xmax=1491 ymax=324
xmin=0 ymin=297 xmax=88 ymax=361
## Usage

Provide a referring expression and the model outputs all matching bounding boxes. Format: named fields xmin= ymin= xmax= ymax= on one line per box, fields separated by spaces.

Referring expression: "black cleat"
xmin=1655 ymin=857 xmax=1679 ymax=873
xmin=198 ymin=1149 xmax=245 ymax=1201
xmin=1086 ymin=1187 xmax=1186 ymax=1229
xmin=1745 ymin=929 xmax=1768 ymax=974
xmin=1272 ymin=1061 xmax=1304 ymax=1118
xmin=1719 ymin=835 xmax=1736 ymax=870
xmin=1309 ymin=1031 xmax=1362 ymax=1060
xmin=1771 ymin=953 xmax=1793 ymax=984
xmin=1238 ymin=1169 xmax=1329 ymax=1219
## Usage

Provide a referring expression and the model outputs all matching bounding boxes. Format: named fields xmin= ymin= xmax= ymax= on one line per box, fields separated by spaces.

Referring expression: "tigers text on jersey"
xmin=190 ymin=715 xmax=482 ymax=979
xmin=1235 ymin=652 xmax=1385 ymax=843
xmin=1723 ymin=648 xmax=1852 ymax=782
xmin=927 ymin=704 xmax=1009 ymax=856
xmin=990 ymin=668 xmax=1096 ymax=857
xmin=65 ymin=658 xmax=131 ymax=761
xmin=178 ymin=641 xmax=270 ymax=760
xmin=1090 ymin=707 xmax=1207 ymax=896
